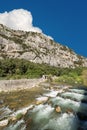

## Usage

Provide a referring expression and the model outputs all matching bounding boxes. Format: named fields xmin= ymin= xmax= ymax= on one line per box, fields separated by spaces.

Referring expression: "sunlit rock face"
xmin=0 ymin=24 xmax=87 ymax=68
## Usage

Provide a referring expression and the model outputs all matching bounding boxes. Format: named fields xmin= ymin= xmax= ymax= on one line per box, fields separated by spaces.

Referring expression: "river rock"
xmin=0 ymin=119 xmax=8 ymax=127
xmin=11 ymin=116 xmax=17 ymax=121
xmin=55 ymin=106 xmax=61 ymax=113
xmin=36 ymin=97 xmax=48 ymax=105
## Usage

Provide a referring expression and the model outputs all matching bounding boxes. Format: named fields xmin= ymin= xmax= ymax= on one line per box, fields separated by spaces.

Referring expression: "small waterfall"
xmin=60 ymin=92 xmax=87 ymax=102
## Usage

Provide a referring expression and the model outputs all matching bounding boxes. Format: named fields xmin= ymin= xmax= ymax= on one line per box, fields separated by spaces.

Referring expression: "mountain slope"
xmin=0 ymin=24 xmax=87 ymax=68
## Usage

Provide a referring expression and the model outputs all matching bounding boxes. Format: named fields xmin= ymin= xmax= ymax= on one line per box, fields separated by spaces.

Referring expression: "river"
xmin=0 ymin=83 xmax=87 ymax=130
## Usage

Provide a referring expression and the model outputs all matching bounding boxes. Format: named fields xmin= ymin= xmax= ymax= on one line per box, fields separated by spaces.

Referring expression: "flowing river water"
xmin=0 ymin=84 xmax=87 ymax=130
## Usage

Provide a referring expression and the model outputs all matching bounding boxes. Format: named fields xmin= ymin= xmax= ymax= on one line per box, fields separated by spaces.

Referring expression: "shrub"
xmin=0 ymin=58 xmax=85 ymax=81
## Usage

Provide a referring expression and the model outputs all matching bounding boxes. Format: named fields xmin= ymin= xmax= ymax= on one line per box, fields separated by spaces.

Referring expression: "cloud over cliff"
xmin=0 ymin=9 xmax=42 ymax=32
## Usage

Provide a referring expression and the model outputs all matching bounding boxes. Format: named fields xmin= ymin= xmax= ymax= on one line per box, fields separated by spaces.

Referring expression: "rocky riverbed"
xmin=0 ymin=81 xmax=87 ymax=130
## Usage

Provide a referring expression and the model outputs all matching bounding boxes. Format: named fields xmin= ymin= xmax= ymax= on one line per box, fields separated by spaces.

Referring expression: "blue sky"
xmin=0 ymin=0 xmax=87 ymax=57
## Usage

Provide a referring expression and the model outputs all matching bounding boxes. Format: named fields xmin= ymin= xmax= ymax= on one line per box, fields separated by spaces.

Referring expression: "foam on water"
xmin=4 ymin=120 xmax=25 ymax=130
xmin=43 ymin=90 xmax=59 ymax=97
xmin=36 ymin=96 xmax=48 ymax=101
xmin=61 ymin=92 xmax=87 ymax=102
xmin=42 ymin=113 xmax=78 ymax=130
xmin=26 ymin=105 xmax=79 ymax=130
xmin=69 ymin=89 xmax=87 ymax=94
xmin=31 ymin=104 xmax=54 ymax=123
xmin=50 ymin=96 xmax=87 ymax=114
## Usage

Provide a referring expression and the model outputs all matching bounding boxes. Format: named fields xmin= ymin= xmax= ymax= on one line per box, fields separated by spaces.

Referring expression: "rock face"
xmin=0 ymin=24 xmax=87 ymax=68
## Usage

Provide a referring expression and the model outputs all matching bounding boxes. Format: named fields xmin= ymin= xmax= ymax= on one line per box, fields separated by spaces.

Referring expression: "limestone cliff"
xmin=0 ymin=24 xmax=87 ymax=68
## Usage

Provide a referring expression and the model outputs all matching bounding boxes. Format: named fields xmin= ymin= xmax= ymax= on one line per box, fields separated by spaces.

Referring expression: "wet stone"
xmin=55 ymin=106 xmax=61 ymax=113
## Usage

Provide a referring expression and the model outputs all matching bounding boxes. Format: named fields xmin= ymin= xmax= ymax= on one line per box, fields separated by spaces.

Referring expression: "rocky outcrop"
xmin=0 ymin=24 xmax=87 ymax=68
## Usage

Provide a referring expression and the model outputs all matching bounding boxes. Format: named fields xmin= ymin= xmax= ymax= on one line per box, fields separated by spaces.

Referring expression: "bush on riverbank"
xmin=0 ymin=58 xmax=86 ymax=86
xmin=0 ymin=58 xmax=58 ymax=79
xmin=54 ymin=75 xmax=83 ymax=86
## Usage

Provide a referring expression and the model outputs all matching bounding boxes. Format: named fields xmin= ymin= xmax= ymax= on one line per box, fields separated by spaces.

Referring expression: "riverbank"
xmin=0 ymin=78 xmax=45 ymax=92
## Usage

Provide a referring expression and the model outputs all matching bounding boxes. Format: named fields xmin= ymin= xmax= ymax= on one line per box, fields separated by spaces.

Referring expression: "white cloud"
xmin=0 ymin=9 xmax=42 ymax=32
xmin=0 ymin=9 xmax=53 ymax=39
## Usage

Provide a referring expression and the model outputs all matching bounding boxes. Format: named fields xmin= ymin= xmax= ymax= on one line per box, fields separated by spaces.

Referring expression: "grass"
xmin=54 ymin=68 xmax=87 ymax=87
xmin=54 ymin=75 xmax=83 ymax=86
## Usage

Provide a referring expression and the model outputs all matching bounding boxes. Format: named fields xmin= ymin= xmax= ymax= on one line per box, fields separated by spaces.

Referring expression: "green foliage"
xmin=54 ymin=67 xmax=83 ymax=85
xmin=0 ymin=58 xmax=60 ymax=79
xmin=55 ymin=75 xmax=83 ymax=85
xmin=55 ymin=68 xmax=84 ymax=86
xmin=0 ymin=58 xmax=85 ymax=82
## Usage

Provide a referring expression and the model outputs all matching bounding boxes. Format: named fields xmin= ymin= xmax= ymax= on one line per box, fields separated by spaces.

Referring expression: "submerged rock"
xmin=66 ymin=109 xmax=73 ymax=114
